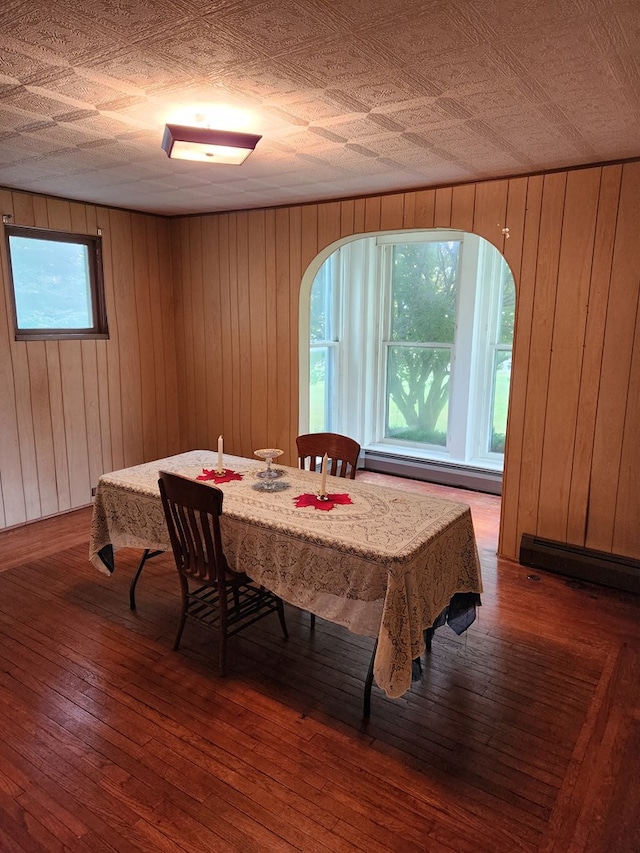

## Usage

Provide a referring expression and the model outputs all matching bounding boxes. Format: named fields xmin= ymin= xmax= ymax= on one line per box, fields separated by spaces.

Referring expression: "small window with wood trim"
xmin=4 ymin=223 xmax=109 ymax=341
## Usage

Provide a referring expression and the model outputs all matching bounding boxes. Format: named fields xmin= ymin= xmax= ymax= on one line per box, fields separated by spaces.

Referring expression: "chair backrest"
xmin=158 ymin=471 xmax=227 ymax=585
xmin=296 ymin=432 xmax=361 ymax=480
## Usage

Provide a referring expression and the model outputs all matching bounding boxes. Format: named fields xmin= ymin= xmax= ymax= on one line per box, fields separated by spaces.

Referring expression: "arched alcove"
xmin=299 ymin=229 xmax=515 ymax=494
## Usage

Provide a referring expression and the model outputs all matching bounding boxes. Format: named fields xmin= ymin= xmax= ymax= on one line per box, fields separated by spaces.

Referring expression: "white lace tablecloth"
xmin=90 ymin=450 xmax=482 ymax=698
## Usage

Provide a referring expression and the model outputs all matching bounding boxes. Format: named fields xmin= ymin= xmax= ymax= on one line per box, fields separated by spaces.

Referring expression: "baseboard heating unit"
xmin=520 ymin=534 xmax=640 ymax=595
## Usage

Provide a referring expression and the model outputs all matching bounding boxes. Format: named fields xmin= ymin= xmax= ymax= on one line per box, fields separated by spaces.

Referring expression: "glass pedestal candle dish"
xmin=253 ymin=448 xmax=288 ymax=491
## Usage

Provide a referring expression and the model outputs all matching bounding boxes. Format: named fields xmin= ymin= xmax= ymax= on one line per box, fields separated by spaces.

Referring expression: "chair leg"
xmin=310 ymin=612 xmax=316 ymax=630
xmin=363 ymin=638 xmax=378 ymax=719
xmin=173 ymin=581 xmax=189 ymax=650
xmin=173 ymin=610 xmax=187 ymax=650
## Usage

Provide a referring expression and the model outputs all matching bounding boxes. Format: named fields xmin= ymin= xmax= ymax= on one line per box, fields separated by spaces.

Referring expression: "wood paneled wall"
xmin=0 ymin=190 xmax=181 ymax=529
xmin=2 ymin=163 xmax=638 ymax=566
xmin=170 ymin=162 xmax=640 ymax=563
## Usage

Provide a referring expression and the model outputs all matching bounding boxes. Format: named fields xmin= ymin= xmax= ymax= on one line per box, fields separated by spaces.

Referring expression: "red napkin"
xmin=293 ymin=493 xmax=353 ymax=511
xmin=196 ymin=469 xmax=243 ymax=484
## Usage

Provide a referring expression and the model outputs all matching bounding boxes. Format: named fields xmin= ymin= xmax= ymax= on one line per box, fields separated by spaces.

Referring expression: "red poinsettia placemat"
xmin=293 ymin=493 xmax=353 ymax=511
xmin=196 ymin=469 xmax=243 ymax=484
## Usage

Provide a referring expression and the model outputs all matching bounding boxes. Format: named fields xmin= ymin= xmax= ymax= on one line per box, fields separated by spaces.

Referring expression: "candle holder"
xmin=253 ymin=448 xmax=286 ymax=491
xmin=316 ymin=492 xmax=330 ymax=501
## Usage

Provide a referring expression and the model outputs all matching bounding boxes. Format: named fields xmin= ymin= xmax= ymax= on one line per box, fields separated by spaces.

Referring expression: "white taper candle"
xmin=320 ymin=452 xmax=328 ymax=496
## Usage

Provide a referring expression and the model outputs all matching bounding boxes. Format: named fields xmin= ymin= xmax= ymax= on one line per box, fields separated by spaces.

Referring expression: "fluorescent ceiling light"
xmin=161 ymin=124 xmax=262 ymax=165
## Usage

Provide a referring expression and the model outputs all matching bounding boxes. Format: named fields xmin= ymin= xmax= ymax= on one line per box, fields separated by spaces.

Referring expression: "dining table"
xmin=89 ymin=449 xmax=483 ymax=704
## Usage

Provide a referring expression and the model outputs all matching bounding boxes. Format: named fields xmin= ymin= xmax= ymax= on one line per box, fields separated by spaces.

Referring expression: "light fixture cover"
xmin=161 ymin=124 xmax=262 ymax=165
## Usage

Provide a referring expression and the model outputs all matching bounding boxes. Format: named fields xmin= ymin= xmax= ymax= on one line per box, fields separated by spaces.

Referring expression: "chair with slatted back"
xmin=158 ymin=471 xmax=288 ymax=675
xmin=296 ymin=432 xmax=360 ymax=480
xmin=296 ymin=432 xmax=361 ymax=628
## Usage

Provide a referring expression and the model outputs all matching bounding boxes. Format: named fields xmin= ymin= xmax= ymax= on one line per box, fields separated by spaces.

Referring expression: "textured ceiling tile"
xmin=379 ymin=100 xmax=468 ymax=130
xmin=459 ymin=0 xmax=589 ymax=35
xmin=363 ymin=7 xmax=483 ymax=60
xmin=311 ymin=0 xmax=428 ymax=23
xmin=207 ymin=0 xmax=343 ymax=55
xmin=1 ymin=7 xmax=117 ymax=65
xmin=333 ymin=75 xmax=436 ymax=111
xmin=24 ymin=69 xmax=124 ymax=109
xmin=142 ymin=19 xmax=268 ymax=75
xmin=282 ymin=35 xmax=389 ymax=83
xmin=54 ymin=0 xmax=186 ymax=40
xmin=411 ymin=46 xmax=516 ymax=95
xmin=0 ymin=0 xmax=638 ymax=214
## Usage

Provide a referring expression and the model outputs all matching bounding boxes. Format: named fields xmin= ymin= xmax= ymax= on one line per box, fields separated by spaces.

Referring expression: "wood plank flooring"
xmin=0 ymin=476 xmax=638 ymax=852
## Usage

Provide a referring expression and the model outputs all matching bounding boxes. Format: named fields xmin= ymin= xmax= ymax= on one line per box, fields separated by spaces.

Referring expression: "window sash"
xmin=4 ymin=224 xmax=108 ymax=341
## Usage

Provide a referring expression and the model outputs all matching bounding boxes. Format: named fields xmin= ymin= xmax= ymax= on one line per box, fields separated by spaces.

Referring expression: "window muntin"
xmin=4 ymin=225 xmax=108 ymax=341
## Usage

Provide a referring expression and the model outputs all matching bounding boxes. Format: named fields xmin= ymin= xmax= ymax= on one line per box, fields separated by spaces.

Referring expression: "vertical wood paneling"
xmin=340 ymin=199 xmax=355 ymax=237
xmin=472 ymin=180 xmax=508 ymax=248
xmin=614 ymin=296 xmax=640 ymax=555
xmin=8 ymin=192 xmax=40 ymax=520
xmin=216 ymin=215 xmax=233 ymax=451
xmin=167 ymin=163 xmax=640 ymax=566
xmin=588 ymin=162 xmax=640 ymax=553
xmin=44 ymin=341 xmax=72 ymax=512
xmin=0 ymin=189 xmax=179 ymax=529
xmin=130 ymin=214 xmax=158 ymax=461
xmin=364 ymin=196 xmax=381 ymax=232
xmin=380 ymin=193 xmax=404 ymax=231
xmin=499 ymin=176 xmax=541 ymax=557
xmin=434 ymin=186 xmax=453 ymax=226
xmin=3 ymin=163 xmax=640 ymax=574
xmin=200 ymin=215 xmax=221 ymax=444
xmin=288 ymin=206 xmax=303 ymax=459
xmin=47 ymin=198 xmax=89 ymax=510
xmin=159 ymin=218 xmax=179 ymax=455
xmin=26 ymin=342 xmax=57 ymax=516
xmin=516 ymin=172 xmax=566 ymax=541
xmin=353 ymin=198 xmax=366 ymax=233
xmin=450 ymin=183 xmax=476 ymax=233
xmin=265 ymin=209 xmax=279 ymax=448
xmin=189 ymin=215 xmax=208 ymax=450
xmin=275 ymin=207 xmax=292 ymax=452
xmin=178 ymin=217 xmax=196 ymax=450
xmin=109 ymin=210 xmax=144 ymax=468
xmin=0 ymin=189 xmax=22 ymax=526
xmin=318 ymin=201 xmax=341 ymax=248
xmin=411 ymin=188 xmax=436 ymax=228
xmin=247 ymin=210 xmax=268 ymax=451
xmin=565 ymin=167 xmax=619 ymax=541
xmin=228 ymin=213 xmax=242 ymax=452
xmin=537 ymin=170 xmax=601 ymax=541
xmin=145 ymin=218 xmax=167 ymax=457
xmin=96 ymin=206 xmax=124 ymax=472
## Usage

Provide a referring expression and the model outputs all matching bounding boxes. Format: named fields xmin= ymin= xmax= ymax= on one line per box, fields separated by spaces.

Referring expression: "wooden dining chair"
xmin=296 ymin=432 xmax=361 ymax=628
xmin=158 ymin=471 xmax=288 ymax=675
xmin=296 ymin=432 xmax=360 ymax=480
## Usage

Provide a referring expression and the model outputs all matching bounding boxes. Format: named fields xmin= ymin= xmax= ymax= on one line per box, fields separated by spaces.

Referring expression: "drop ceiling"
xmin=1 ymin=0 xmax=639 ymax=216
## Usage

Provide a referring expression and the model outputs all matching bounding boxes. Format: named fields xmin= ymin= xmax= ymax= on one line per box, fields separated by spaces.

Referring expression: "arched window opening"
xmin=301 ymin=230 xmax=515 ymax=491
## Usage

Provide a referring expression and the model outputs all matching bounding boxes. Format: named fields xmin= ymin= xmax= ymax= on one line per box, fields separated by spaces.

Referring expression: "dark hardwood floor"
xmin=0 ymin=475 xmax=638 ymax=852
